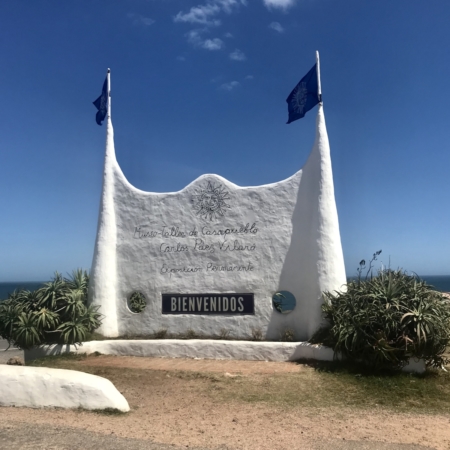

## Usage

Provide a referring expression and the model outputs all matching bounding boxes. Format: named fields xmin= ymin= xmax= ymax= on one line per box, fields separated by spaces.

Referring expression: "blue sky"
xmin=1 ymin=0 xmax=449 ymax=281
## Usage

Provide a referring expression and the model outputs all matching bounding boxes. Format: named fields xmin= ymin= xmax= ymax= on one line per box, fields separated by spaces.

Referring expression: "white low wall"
xmin=0 ymin=365 xmax=130 ymax=412
xmin=24 ymin=339 xmax=426 ymax=374
xmin=25 ymin=339 xmax=334 ymax=363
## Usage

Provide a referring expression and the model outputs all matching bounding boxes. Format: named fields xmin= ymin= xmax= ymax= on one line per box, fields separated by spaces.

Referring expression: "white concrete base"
xmin=24 ymin=340 xmax=428 ymax=374
xmin=402 ymin=358 xmax=426 ymax=374
xmin=25 ymin=339 xmax=334 ymax=363
xmin=0 ymin=365 xmax=130 ymax=412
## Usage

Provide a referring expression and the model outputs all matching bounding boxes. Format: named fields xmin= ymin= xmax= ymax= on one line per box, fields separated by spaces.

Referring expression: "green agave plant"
xmin=0 ymin=269 xmax=102 ymax=350
xmin=57 ymin=317 xmax=89 ymax=345
xmin=12 ymin=312 xmax=42 ymax=349
xmin=64 ymin=269 xmax=89 ymax=296
xmin=81 ymin=305 xmax=102 ymax=330
xmin=314 ymin=269 xmax=450 ymax=370
xmin=34 ymin=308 xmax=60 ymax=331
xmin=0 ymin=303 xmax=23 ymax=347
xmin=128 ymin=292 xmax=146 ymax=313
xmin=59 ymin=290 xmax=87 ymax=318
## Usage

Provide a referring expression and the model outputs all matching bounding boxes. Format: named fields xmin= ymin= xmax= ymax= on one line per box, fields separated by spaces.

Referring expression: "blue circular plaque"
xmin=272 ymin=291 xmax=296 ymax=314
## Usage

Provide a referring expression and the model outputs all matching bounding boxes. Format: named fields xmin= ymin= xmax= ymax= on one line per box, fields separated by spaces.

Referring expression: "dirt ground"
xmin=1 ymin=355 xmax=450 ymax=450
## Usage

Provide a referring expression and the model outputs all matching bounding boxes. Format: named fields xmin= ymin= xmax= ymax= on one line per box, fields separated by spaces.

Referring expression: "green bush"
xmin=0 ymin=269 xmax=102 ymax=350
xmin=315 ymin=269 xmax=450 ymax=370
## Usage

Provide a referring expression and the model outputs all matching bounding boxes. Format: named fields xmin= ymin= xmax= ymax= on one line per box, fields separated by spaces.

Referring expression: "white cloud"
xmin=229 ymin=49 xmax=246 ymax=61
xmin=219 ymin=0 xmax=243 ymax=13
xmin=174 ymin=0 xmax=246 ymax=27
xmin=263 ymin=0 xmax=296 ymax=11
xmin=177 ymin=56 xmax=186 ymax=61
xmin=140 ymin=17 xmax=155 ymax=26
xmin=187 ymin=29 xmax=224 ymax=50
xmin=127 ymin=13 xmax=155 ymax=26
xmin=220 ymin=81 xmax=241 ymax=91
xmin=174 ymin=3 xmax=221 ymax=26
xmin=245 ymin=75 xmax=254 ymax=80
xmin=187 ymin=29 xmax=204 ymax=45
xmin=224 ymin=32 xmax=233 ymax=38
xmin=269 ymin=21 xmax=284 ymax=33
xmin=202 ymin=38 xmax=224 ymax=50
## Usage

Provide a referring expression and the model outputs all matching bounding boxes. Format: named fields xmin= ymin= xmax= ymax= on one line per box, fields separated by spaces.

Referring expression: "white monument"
xmin=88 ymin=55 xmax=346 ymax=341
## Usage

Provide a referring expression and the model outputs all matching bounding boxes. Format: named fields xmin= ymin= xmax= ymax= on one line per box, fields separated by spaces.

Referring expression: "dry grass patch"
xmin=29 ymin=354 xmax=450 ymax=414
xmin=210 ymin=363 xmax=450 ymax=413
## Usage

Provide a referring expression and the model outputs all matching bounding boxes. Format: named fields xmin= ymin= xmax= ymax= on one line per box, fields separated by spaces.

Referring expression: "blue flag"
xmin=286 ymin=64 xmax=321 ymax=124
xmin=93 ymin=77 xmax=108 ymax=126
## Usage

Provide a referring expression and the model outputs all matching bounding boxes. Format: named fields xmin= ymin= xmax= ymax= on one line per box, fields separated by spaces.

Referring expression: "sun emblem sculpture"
xmin=192 ymin=181 xmax=231 ymax=221
xmin=291 ymin=81 xmax=308 ymax=115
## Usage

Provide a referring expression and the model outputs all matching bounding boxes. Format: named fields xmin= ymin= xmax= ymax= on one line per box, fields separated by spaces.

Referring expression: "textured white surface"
xmin=88 ymin=73 xmax=118 ymax=337
xmin=0 ymin=365 xmax=130 ymax=411
xmin=402 ymin=358 xmax=426 ymax=374
xmin=25 ymin=340 xmax=334 ymax=363
xmin=88 ymin=102 xmax=346 ymax=340
xmin=25 ymin=341 xmax=427 ymax=373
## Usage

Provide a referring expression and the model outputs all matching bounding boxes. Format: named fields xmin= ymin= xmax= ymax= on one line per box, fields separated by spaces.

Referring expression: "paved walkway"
xmin=0 ymin=339 xmax=23 ymax=364
xmin=0 ymin=422 xmax=434 ymax=450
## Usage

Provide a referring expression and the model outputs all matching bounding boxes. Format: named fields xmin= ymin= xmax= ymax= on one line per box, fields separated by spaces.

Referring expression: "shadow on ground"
xmin=0 ymin=422 xmax=436 ymax=450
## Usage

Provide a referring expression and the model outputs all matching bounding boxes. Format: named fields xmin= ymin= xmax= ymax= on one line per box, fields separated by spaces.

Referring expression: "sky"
xmin=1 ymin=0 xmax=449 ymax=281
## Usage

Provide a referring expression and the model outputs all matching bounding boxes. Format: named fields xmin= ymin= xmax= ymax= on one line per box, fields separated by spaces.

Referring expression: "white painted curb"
xmin=402 ymin=358 xmax=426 ymax=374
xmin=25 ymin=339 xmax=334 ymax=363
xmin=0 ymin=365 xmax=130 ymax=412
xmin=24 ymin=339 xmax=427 ymax=374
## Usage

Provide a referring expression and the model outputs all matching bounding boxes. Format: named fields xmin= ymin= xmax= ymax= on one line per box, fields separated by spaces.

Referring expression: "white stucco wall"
xmin=24 ymin=341 xmax=426 ymax=374
xmin=0 ymin=365 xmax=130 ymax=411
xmin=25 ymin=340 xmax=334 ymax=363
xmin=88 ymin=103 xmax=346 ymax=340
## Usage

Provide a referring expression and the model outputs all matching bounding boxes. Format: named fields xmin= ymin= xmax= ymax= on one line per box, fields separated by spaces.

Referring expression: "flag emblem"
xmin=291 ymin=82 xmax=309 ymax=116
xmin=286 ymin=63 xmax=320 ymax=124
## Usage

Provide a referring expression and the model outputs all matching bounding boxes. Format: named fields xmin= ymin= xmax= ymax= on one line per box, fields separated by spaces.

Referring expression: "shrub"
xmin=0 ymin=270 xmax=102 ymax=350
xmin=218 ymin=328 xmax=231 ymax=339
xmin=316 ymin=269 xmax=450 ymax=370
xmin=280 ymin=328 xmax=295 ymax=342
xmin=251 ymin=327 xmax=263 ymax=341
xmin=183 ymin=329 xmax=198 ymax=339
xmin=153 ymin=328 xmax=168 ymax=339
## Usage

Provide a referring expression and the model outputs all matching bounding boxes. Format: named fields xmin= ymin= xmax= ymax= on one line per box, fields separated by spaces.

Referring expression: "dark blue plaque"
xmin=162 ymin=293 xmax=254 ymax=315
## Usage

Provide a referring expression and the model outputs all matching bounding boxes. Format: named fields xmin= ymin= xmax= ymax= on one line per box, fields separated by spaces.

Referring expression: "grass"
xmin=212 ymin=361 xmax=450 ymax=413
xmin=90 ymin=407 xmax=127 ymax=416
xmin=28 ymin=351 xmax=102 ymax=369
xmin=28 ymin=354 xmax=450 ymax=415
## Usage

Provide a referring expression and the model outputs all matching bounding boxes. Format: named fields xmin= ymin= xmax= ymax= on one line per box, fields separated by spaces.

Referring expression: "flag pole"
xmin=107 ymin=68 xmax=111 ymax=119
xmin=316 ymin=51 xmax=322 ymax=103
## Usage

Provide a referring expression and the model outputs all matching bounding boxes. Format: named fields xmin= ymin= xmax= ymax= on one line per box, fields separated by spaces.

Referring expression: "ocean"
xmin=417 ymin=276 xmax=450 ymax=293
xmin=346 ymin=275 xmax=450 ymax=293
xmin=0 ymin=282 xmax=45 ymax=301
xmin=1 ymin=275 xmax=449 ymax=301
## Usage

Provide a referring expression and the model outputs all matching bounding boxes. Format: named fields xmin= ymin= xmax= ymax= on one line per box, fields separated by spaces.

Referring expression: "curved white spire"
xmin=88 ymin=70 xmax=119 ymax=337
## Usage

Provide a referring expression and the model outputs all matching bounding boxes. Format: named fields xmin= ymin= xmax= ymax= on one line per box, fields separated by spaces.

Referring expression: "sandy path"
xmin=1 ymin=356 xmax=449 ymax=450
